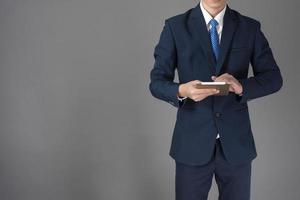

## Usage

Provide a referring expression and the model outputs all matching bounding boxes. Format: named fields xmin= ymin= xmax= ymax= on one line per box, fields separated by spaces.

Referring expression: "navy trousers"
xmin=175 ymin=138 xmax=252 ymax=200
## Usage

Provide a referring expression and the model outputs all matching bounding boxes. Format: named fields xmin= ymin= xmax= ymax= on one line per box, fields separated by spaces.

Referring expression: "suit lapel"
xmin=190 ymin=4 xmax=216 ymax=75
xmin=215 ymin=6 xmax=238 ymax=75
xmin=190 ymin=4 xmax=238 ymax=76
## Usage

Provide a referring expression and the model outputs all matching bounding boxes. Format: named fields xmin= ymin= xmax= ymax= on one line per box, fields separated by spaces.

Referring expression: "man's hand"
xmin=178 ymin=80 xmax=220 ymax=102
xmin=211 ymin=73 xmax=243 ymax=95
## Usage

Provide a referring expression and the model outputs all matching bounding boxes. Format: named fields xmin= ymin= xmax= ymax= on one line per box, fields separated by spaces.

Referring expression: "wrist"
xmin=178 ymin=84 xmax=187 ymax=98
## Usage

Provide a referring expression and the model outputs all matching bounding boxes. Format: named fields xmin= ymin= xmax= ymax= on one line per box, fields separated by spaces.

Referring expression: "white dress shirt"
xmin=178 ymin=0 xmax=227 ymax=139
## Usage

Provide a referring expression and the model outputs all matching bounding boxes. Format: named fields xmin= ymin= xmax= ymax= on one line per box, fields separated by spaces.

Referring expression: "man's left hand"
xmin=211 ymin=73 xmax=243 ymax=95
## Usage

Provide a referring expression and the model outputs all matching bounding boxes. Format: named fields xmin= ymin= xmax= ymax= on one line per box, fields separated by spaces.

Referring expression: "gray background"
xmin=0 ymin=0 xmax=299 ymax=199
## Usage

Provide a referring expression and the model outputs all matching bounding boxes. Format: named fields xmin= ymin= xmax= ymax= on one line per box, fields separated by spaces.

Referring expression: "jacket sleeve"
xmin=237 ymin=22 xmax=283 ymax=103
xmin=149 ymin=19 xmax=185 ymax=108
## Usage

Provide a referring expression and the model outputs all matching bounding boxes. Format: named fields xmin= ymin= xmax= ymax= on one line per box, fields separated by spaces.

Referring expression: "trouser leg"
xmin=175 ymin=159 xmax=215 ymax=200
xmin=214 ymin=139 xmax=252 ymax=200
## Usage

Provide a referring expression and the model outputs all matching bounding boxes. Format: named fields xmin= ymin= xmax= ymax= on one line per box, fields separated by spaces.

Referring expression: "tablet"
xmin=194 ymin=82 xmax=230 ymax=96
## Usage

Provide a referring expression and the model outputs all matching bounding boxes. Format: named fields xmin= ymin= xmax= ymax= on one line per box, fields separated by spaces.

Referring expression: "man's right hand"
xmin=178 ymin=80 xmax=219 ymax=102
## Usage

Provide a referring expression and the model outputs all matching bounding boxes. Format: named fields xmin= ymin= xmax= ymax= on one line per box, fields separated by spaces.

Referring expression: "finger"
xmin=216 ymin=73 xmax=231 ymax=79
xmin=208 ymin=89 xmax=219 ymax=95
xmin=194 ymin=94 xmax=207 ymax=101
xmin=221 ymin=73 xmax=231 ymax=77
xmin=214 ymin=77 xmax=226 ymax=82
xmin=226 ymin=81 xmax=234 ymax=85
xmin=194 ymin=90 xmax=219 ymax=100
xmin=212 ymin=74 xmax=226 ymax=81
xmin=216 ymin=76 xmax=232 ymax=82
xmin=194 ymin=88 xmax=219 ymax=94
xmin=192 ymin=95 xmax=202 ymax=101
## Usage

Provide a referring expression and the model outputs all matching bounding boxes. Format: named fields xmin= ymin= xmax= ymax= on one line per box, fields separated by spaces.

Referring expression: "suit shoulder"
xmin=231 ymin=9 xmax=261 ymax=28
xmin=164 ymin=8 xmax=193 ymax=25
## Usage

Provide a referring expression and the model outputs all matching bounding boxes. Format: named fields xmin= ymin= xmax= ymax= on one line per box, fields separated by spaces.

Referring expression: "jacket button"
xmin=215 ymin=112 xmax=221 ymax=118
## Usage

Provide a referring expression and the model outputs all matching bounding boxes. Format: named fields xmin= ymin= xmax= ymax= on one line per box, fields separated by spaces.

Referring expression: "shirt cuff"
xmin=177 ymin=95 xmax=187 ymax=101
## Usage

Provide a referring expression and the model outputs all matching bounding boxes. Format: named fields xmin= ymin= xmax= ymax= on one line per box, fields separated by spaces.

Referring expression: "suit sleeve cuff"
xmin=167 ymin=83 xmax=187 ymax=108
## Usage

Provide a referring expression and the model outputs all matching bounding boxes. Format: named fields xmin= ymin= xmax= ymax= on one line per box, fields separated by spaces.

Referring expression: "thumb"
xmin=192 ymin=80 xmax=201 ymax=85
xmin=211 ymin=76 xmax=216 ymax=81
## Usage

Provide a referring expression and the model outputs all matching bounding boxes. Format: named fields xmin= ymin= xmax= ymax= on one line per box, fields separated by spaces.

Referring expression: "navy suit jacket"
xmin=149 ymin=4 xmax=283 ymax=166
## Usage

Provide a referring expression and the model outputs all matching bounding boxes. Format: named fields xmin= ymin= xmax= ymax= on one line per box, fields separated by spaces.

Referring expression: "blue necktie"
xmin=209 ymin=19 xmax=220 ymax=61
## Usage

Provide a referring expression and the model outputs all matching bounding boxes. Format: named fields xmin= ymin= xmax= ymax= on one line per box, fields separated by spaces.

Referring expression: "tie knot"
xmin=209 ymin=19 xmax=218 ymax=27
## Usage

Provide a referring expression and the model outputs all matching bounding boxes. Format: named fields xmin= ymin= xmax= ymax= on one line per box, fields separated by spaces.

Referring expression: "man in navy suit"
xmin=149 ymin=0 xmax=283 ymax=199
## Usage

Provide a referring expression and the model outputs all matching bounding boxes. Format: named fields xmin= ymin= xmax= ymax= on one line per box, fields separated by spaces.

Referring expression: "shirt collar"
xmin=200 ymin=0 xmax=226 ymax=28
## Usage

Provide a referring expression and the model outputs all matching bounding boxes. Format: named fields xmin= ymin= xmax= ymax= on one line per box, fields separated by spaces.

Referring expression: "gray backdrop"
xmin=0 ymin=0 xmax=299 ymax=200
